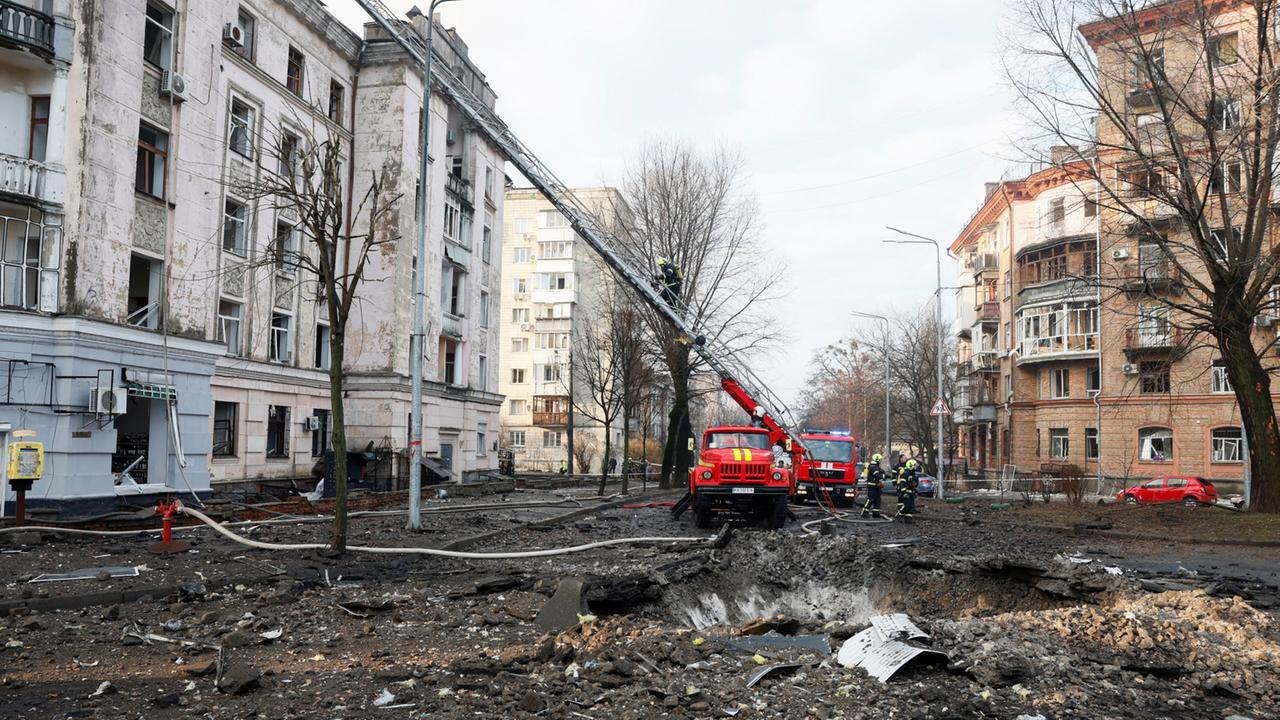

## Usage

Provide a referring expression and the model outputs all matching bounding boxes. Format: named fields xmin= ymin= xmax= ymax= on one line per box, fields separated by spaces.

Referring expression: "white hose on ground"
xmin=800 ymin=512 xmax=895 ymax=535
xmin=178 ymin=503 xmax=715 ymax=559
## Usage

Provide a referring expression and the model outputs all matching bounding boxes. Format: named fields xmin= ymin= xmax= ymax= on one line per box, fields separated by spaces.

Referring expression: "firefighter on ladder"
xmin=656 ymin=257 xmax=683 ymax=309
xmin=860 ymin=453 xmax=885 ymax=518
xmin=895 ymin=459 xmax=919 ymax=523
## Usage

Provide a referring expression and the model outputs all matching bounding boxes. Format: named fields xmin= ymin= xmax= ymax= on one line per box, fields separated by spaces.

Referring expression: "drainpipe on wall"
xmin=1093 ymin=156 xmax=1104 ymax=496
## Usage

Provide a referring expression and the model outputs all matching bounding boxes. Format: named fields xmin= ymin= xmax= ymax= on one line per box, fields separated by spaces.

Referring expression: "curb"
xmin=918 ymin=511 xmax=1280 ymax=547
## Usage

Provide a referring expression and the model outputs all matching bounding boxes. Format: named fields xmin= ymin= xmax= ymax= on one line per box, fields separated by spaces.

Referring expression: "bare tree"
xmin=567 ymin=305 xmax=625 ymax=495
xmin=612 ymin=140 xmax=784 ymax=489
xmin=572 ymin=431 xmax=599 ymax=475
xmin=799 ymin=336 xmax=885 ymax=449
xmin=871 ymin=306 xmax=957 ymax=474
xmin=241 ymin=122 xmax=399 ymax=552
xmin=1010 ymin=0 xmax=1280 ymax=511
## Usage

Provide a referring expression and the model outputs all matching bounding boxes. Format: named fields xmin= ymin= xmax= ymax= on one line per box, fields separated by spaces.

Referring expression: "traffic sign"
xmin=930 ymin=397 xmax=951 ymax=416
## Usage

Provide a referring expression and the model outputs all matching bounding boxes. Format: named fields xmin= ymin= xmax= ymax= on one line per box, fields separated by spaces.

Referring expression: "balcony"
xmin=533 ymin=395 xmax=569 ymax=427
xmin=969 ymin=351 xmax=999 ymax=374
xmin=977 ymin=301 xmax=1000 ymax=323
xmin=1124 ymin=325 xmax=1184 ymax=356
xmin=972 ymin=252 xmax=999 ymax=275
xmin=953 ymin=379 xmax=998 ymax=424
xmin=445 ymin=170 xmax=472 ymax=207
xmin=1018 ymin=333 xmax=1098 ymax=363
xmin=0 ymin=153 xmax=49 ymax=203
xmin=1122 ymin=259 xmax=1181 ymax=294
xmin=0 ymin=0 xmax=55 ymax=57
xmin=535 ymin=316 xmax=571 ymax=333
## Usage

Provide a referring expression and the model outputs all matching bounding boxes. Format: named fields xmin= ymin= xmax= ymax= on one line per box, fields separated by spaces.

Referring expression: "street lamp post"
xmin=409 ymin=0 xmax=461 ymax=530
xmin=851 ymin=311 xmax=890 ymax=469
xmin=884 ymin=227 xmax=945 ymax=499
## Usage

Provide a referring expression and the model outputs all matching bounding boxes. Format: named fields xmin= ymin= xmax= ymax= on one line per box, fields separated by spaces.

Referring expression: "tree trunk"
xmin=328 ymin=329 xmax=349 ymax=553
xmin=598 ymin=420 xmax=611 ymax=496
xmin=660 ymin=351 xmax=691 ymax=490
xmin=1219 ymin=324 xmax=1280 ymax=512
xmin=620 ymin=408 xmax=631 ymax=495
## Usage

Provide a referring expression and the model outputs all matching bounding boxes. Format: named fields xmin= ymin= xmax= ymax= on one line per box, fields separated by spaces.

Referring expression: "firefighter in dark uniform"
xmin=895 ymin=459 xmax=919 ymax=523
xmin=656 ymin=257 xmax=683 ymax=308
xmin=860 ymin=453 xmax=885 ymax=518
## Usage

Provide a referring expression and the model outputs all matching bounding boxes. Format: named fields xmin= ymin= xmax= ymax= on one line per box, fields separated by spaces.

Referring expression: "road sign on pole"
xmin=930 ymin=397 xmax=951 ymax=417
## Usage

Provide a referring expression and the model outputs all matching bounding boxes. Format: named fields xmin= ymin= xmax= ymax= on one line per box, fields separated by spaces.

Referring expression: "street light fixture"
xmin=409 ymin=0 xmax=462 ymax=530
xmin=851 ymin=310 xmax=891 ymax=469
xmin=884 ymin=226 xmax=946 ymax=499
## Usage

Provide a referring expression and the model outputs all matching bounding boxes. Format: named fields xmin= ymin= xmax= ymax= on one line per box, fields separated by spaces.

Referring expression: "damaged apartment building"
xmin=0 ymin=0 xmax=504 ymax=511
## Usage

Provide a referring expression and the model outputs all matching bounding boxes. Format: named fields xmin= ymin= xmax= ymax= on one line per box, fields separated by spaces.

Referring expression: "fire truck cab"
xmin=689 ymin=425 xmax=792 ymax=529
xmin=793 ymin=430 xmax=859 ymax=507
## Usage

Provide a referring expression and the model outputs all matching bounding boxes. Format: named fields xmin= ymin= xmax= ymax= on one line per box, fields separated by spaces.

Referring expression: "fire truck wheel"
xmin=767 ymin=496 xmax=788 ymax=530
xmin=693 ymin=497 xmax=712 ymax=529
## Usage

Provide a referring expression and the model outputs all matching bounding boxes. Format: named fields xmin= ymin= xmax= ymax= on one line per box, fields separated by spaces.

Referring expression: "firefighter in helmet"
xmin=656 ymin=257 xmax=683 ymax=308
xmin=861 ymin=453 xmax=885 ymax=518
xmin=895 ymin=458 xmax=919 ymax=523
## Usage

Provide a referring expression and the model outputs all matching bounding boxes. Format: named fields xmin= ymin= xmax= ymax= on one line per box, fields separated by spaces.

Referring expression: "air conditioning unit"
xmin=160 ymin=71 xmax=190 ymax=102
xmin=1122 ymin=363 xmax=1140 ymax=375
xmin=520 ymin=323 xmax=533 ymax=331
xmin=90 ymin=386 xmax=127 ymax=415
xmin=223 ymin=23 xmax=245 ymax=48
xmin=1112 ymin=248 xmax=1130 ymax=260
xmin=304 ymin=416 xmax=322 ymax=431
xmin=1255 ymin=314 xmax=1276 ymax=328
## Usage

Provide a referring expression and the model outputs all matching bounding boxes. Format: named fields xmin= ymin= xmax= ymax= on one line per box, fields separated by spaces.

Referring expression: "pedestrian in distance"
xmin=895 ymin=458 xmax=919 ymax=523
xmin=608 ymin=456 xmax=618 ymax=475
xmin=559 ymin=458 xmax=568 ymax=475
xmin=861 ymin=453 xmax=885 ymax=518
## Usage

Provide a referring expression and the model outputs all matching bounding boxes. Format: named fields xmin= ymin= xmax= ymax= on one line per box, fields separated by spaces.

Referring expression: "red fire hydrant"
xmin=148 ymin=498 xmax=191 ymax=554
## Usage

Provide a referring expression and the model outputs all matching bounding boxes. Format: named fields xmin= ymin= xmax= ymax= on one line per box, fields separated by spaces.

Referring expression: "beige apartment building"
xmin=0 ymin=1 xmax=504 ymax=512
xmin=952 ymin=1 xmax=1266 ymax=493
xmin=498 ymin=187 xmax=624 ymax=473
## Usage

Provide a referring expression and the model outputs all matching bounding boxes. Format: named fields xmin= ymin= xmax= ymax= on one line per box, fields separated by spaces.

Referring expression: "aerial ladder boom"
xmin=353 ymin=0 xmax=807 ymax=460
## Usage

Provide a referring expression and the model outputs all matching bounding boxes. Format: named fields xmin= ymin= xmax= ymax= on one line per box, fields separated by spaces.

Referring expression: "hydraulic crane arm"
xmin=352 ymin=0 xmax=807 ymax=460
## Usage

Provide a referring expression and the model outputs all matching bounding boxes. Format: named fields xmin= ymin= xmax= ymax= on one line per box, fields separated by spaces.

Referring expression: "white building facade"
xmin=0 ymin=0 xmax=503 ymax=513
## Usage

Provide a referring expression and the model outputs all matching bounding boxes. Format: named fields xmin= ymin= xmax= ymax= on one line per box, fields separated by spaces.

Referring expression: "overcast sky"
xmin=329 ymin=0 xmax=1025 ymax=410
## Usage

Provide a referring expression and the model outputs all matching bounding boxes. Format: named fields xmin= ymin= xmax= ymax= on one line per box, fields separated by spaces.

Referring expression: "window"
xmin=143 ymin=2 xmax=174 ymax=68
xmin=1211 ymin=33 xmax=1239 ymax=68
xmin=479 ymin=291 xmax=490 ymax=327
xmin=274 ymin=220 xmax=299 ymax=274
xmin=278 ymin=131 xmax=299 ymax=179
xmin=216 ymin=299 xmax=242 ymax=355
xmin=509 ymin=430 xmax=526 ymax=448
xmin=536 ymin=333 xmax=569 ymax=350
xmin=440 ymin=337 xmax=457 ymax=384
xmin=127 ymin=255 xmax=162 ymax=328
xmin=542 ymin=430 xmax=563 ymax=448
xmin=1050 ymin=368 xmax=1070 ymax=399
xmin=477 ymin=355 xmax=488 ymax=391
xmin=511 ymin=337 xmax=529 ymax=353
xmin=1211 ymin=160 xmax=1243 ymax=195
xmin=270 ymin=312 xmax=292 ymax=363
xmin=509 ymin=399 xmax=528 ymax=415
xmin=1212 ymin=98 xmax=1241 ymax=132
xmin=222 ymin=199 xmax=247 ymax=255
xmin=314 ymin=323 xmax=330 ymax=370
xmin=443 ymin=200 xmax=460 ymax=243
xmin=1086 ymin=365 xmax=1101 ymax=394
xmin=328 ymin=80 xmax=345 ymax=123
xmin=286 ymin=46 xmax=305 ymax=96
xmin=535 ymin=272 xmax=571 ymax=290
xmin=513 ymin=277 xmax=528 ymax=294
xmin=510 ymin=368 xmax=527 ymax=384
xmin=1085 ymin=427 xmax=1099 ymax=460
xmin=0 ymin=204 xmax=56 ymax=312
xmin=1212 ymin=427 xmax=1243 ymax=463
xmin=514 ymin=218 xmax=532 ymax=234
xmin=1138 ymin=427 xmax=1173 ymax=462
xmin=1211 ymin=363 xmax=1233 ymax=393
xmin=541 ymin=364 xmax=562 ymax=383
xmin=229 ymin=99 xmax=254 ymax=157
xmin=28 ymin=96 xmax=49 ymax=162
xmin=266 ymin=405 xmax=290 ymax=458
xmin=1035 ymin=428 xmax=1041 ymax=458
xmin=212 ymin=402 xmax=237 ymax=457
xmin=1084 ymin=196 xmax=1098 ymax=218
xmin=135 ymin=123 xmax=168 ymax=199
xmin=482 ymin=211 xmax=493 ymax=264
xmin=1049 ymin=197 xmax=1065 ymax=225
xmin=540 ymin=241 xmax=571 ymax=259
xmin=1140 ymin=361 xmax=1169 ymax=394
xmin=513 ymin=247 xmax=531 ymax=263
xmin=1210 ymin=227 xmax=1243 ymax=259
xmin=512 ymin=307 xmax=530 ymax=323
xmin=484 ymin=165 xmax=495 ymax=200
xmin=230 ymin=7 xmax=256 ymax=61
xmin=477 ymin=422 xmax=488 ymax=456
xmin=540 ymin=210 xmax=569 ymax=229
xmin=1049 ymin=428 xmax=1069 ymax=459
xmin=1125 ymin=168 xmax=1164 ymax=198
xmin=311 ymin=409 xmax=330 ymax=457
xmin=448 ymin=270 xmax=464 ymax=316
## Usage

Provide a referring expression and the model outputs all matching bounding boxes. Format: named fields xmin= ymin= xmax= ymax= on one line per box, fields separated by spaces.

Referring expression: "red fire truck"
xmin=792 ymin=430 xmax=859 ymax=507
xmin=688 ymin=425 xmax=792 ymax=529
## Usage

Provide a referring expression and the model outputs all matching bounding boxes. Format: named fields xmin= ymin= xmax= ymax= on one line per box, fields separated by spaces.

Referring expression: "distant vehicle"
xmin=793 ymin=430 xmax=858 ymax=507
xmin=916 ymin=474 xmax=936 ymax=498
xmin=1116 ymin=475 xmax=1217 ymax=507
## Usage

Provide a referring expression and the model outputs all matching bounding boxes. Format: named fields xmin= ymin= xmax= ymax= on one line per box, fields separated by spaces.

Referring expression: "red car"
xmin=1116 ymin=475 xmax=1218 ymax=507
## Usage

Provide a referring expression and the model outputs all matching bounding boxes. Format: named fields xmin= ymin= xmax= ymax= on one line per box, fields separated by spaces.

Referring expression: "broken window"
xmin=1084 ymin=195 xmax=1097 ymax=218
xmin=278 ymin=131 xmax=299 ymax=179
xmin=230 ymin=7 xmax=256 ymax=62
xmin=273 ymin=220 xmax=299 ymax=275
xmin=286 ymin=46 xmax=305 ymax=96
xmin=1210 ymin=33 xmax=1239 ymax=68
xmin=229 ymin=98 xmax=254 ymax=157
xmin=1211 ymin=362 xmax=1232 ymax=393
xmin=1211 ymin=427 xmax=1242 ymax=463
xmin=270 ymin=312 xmax=292 ymax=363
xmin=482 ymin=210 xmax=493 ymax=264
xmin=1049 ymin=428 xmax=1069 ymax=459
xmin=314 ymin=323 xmax=330 ymax=370
xmin=328 ymin=80 xmax=344 ymax=124
xmin=311 ymin=408 xmax=330 ymax=457
xmin=143 ymin=1 xmax=174 ymax=69
xmin=1138 ymin=427 xmax=1172 ymax=461
xmin=1210 ymin=160 xmax=1243 ymax=195
xmin=1139 ymin=361 xmax=1169 ymax=394
xmin=222 ymin=198 xmax=247 ymax=255
xmin=1049 ymin=368 xmax=1069 ymax=399
xmin=439 ymin=337 xmax=458 ymax=384
xmin=136 ymin=123 xmax=168 ymax=200
xmin=217 ymin=299 xmax=241 ymax=355
xmin=479 ymin=291 xmax=490 ymax=328
xmin=1211 ymin=98 xmax=1241 ymax=132
xmin=126 ymin=254 xmax=162 ymax=329
xmin=1049 ymin=197 xmax=1065 ymax=225
xmin=1084 ymin=427 xmax=1098 ymax=460
xmin=266 ymin=405 xmax=290 ymax=458
xmin=212 ymin=401 xmax=237 ymax=457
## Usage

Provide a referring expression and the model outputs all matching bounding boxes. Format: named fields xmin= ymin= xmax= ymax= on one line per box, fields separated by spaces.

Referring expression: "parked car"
xmin=1116 ymin=475 xmax=1217 ymax=506
xmin=916 ymin=475 xmax=936 ymax=498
